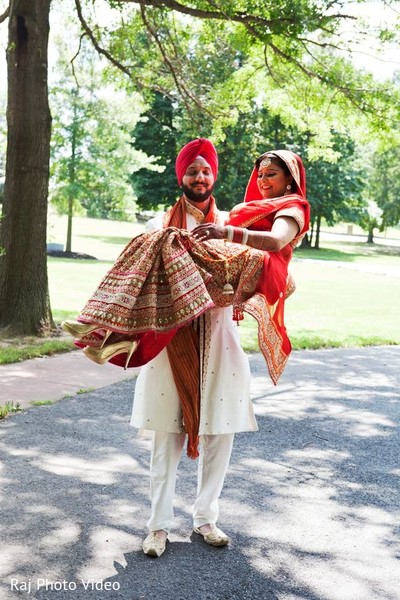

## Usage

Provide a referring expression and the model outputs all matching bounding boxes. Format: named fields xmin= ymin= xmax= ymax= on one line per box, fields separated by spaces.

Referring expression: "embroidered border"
xmin=242 ymin=293 xmax=289 ymax=385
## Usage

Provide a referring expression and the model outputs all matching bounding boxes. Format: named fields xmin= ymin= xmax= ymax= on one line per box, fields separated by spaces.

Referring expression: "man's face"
xmin=181 ymin=157 xmax=215 ymax=203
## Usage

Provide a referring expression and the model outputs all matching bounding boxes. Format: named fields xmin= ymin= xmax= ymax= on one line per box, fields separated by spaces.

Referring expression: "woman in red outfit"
xmin=192 ymin=149 xmax=310 ymax=382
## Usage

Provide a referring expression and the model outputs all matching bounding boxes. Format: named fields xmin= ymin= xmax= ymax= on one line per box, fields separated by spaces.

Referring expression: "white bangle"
xmin=241 ymin=229 xmax=249 ymax=245
xmin=225 ymin=225 xmax=234 ymax=242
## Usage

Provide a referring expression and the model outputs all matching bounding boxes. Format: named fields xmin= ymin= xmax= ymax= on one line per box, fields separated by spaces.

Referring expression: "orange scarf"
xmin=164 ymin=196 xmax=219 ymax=459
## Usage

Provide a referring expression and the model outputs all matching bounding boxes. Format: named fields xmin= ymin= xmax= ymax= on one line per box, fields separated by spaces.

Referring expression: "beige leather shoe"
xmin=142 ymin=531 xmax=168 ymax=557
xmin=193 ymin=525 xmax=229 ymax=547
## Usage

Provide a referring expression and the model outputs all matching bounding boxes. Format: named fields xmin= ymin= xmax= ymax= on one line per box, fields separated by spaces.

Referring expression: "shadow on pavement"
xmin=0 ymin=347 xmax=399 ymax=600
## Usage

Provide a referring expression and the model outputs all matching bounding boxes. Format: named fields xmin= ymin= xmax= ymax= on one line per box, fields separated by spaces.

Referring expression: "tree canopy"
xmin=130 ymin=92 xmax=179 ymax=210
xmin=0 ymin=0 xmax=399 ymax=334
xmin=50 ymin=40 xmax=143 ymax=252
xmin=74 ymin=0 xmax=400 ymax=152
xmin=370 ymin=145 xmax=400 ymax=228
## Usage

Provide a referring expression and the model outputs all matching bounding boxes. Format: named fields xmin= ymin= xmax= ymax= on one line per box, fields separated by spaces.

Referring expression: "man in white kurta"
xmin=131 ymin=138 xmax=258 ymax=557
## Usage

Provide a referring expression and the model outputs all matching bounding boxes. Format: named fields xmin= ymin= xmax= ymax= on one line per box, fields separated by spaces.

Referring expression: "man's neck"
xmin=183 ymin=195 xmax=211 ymax=216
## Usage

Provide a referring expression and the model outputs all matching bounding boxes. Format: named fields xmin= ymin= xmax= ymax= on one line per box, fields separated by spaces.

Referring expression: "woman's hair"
xmin=255 ymin=153 xmax=297 ymax=191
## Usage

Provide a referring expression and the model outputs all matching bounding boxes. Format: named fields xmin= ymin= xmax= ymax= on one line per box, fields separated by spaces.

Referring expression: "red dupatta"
xmin=227 ymin=150 xmax=310 ymax=363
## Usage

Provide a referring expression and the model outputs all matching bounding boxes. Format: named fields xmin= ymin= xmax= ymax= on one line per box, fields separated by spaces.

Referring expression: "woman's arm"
xmin=192 ymin=216 xmax=299 ymax=252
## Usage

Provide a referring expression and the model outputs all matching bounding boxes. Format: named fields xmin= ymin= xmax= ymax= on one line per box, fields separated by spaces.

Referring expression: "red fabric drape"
xmin=227 ymin=195 xmax=310 ymax=357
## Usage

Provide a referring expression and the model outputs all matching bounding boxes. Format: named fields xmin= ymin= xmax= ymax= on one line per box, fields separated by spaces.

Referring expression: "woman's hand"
xmin=191 ymin=223 xmax=226 ymax=242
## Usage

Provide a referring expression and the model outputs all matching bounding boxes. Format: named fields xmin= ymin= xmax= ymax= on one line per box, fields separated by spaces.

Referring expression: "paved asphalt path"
xmin=0 ymin=346 xmax=399 ymax=600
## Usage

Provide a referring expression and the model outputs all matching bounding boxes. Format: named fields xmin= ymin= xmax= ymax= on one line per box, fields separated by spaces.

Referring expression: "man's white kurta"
xmin=130 ymin=208 xmax=258 ymax=435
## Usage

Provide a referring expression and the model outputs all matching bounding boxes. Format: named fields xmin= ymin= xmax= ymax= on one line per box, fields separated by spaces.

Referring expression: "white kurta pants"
xmin=135 ymin=209 xmax=256 ymax=533
xmin=147 ymin=431 xmax=234 ymax=532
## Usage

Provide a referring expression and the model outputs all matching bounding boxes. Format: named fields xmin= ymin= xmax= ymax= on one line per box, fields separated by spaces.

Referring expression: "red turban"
xmin=175 ymin=138 xmax=218 ymax=185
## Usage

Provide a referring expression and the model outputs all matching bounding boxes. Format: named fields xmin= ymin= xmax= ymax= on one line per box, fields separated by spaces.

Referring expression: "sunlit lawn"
xmin=48 ymin=213 xmax=145 ymax=260
xmin=239 ymin=258 xmax=400 ymax=351
xmin=48 ymin=213 xmax=146 ymax=319
xmin=48 ymin=258 xmax=114 ymax=319
xmin=288 ymin=260 xmax=399 ymax=343
xmin=48 ymin=216 xmax=400 ymax=351
xmin=2 ymin=213 xmax=398 ymax=367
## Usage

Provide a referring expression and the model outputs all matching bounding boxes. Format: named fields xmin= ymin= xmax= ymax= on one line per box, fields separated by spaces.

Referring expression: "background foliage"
xmin=0 ymin=0 xmax=399 ymax=335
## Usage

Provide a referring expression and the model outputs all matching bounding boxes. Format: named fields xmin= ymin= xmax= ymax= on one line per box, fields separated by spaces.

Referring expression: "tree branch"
xmin=131 ymin=0 xmax=356 ymax=31
xmin=74 ymin=0 xmax=133 ymax=79
xmin=139 ymin=4 xmax=217 ymax=120
xmin=136 ymin=0 xmax=282 ymax=26
xmin=139 ymin=4 xmax=192 ymax=115
xmin=0 ymin=5 xmax=9 ymax=24
xmin=267 ymin=40 xmax=316 ymax=79
xmin=263 ymin=45 xmax=283 ymax=87
xmin=74 ymin=0 xmax=229 ymax=121
xmin=267 ymin=39 xmax=387 ymax=118
xmin=297 ymin=36 xmax=347 ymax=53
xmin=70 ymin=33 xmax=86 ymax=87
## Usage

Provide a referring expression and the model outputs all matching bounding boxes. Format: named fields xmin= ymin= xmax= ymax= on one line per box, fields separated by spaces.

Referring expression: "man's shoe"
xmin=193 ymin=525 xmax=229 ymax=547
xmin=142 ymin=531 xmax=168 ymax=557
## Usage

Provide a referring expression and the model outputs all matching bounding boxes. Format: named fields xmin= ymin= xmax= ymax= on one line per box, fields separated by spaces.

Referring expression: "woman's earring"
xmin=286 ymin=184 xmax=292 ymax=191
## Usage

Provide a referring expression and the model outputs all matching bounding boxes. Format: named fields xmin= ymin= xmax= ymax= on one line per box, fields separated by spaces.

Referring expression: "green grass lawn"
xmin=48 ymin=258 xmax=114 ymax=319
xmin=288 ymin=260 xmax=400 ymax=346
xmin=238 ymin=257 xmax=400 ymax=352
xmin=2 ymin=215 xmax=398 ymax=366
xmin=46 ymin=216 xmax=400 ymax=352
xmin=47 ymin=214 xmax=147 ymax=319
xmin=296 ymin=242 xmax=400 ymax=265
xmin=48 ymin=213 xmax=145 ymax=260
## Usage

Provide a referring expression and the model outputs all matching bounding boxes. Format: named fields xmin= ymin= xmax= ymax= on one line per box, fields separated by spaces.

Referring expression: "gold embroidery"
xmin=185 ymin=199 xmax=205 ymax=223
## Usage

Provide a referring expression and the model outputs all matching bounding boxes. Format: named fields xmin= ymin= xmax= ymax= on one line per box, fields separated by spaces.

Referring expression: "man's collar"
xmin=184 ymin=198 xmax=207 ymax=223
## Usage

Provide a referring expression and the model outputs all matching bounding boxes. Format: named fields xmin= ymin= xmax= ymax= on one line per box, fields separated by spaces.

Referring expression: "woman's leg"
xmin=192 ymin=433 xmax=234 ymax=529
xmin=147 ymin=430 xmax=186 ymax=533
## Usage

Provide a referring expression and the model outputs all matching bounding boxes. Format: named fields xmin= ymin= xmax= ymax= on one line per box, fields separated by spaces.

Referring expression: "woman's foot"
xmin=83 ymin=340 xmax=138 ymax=369
xmin=193 ymin=524 xmax=229 ymax=547
xmin=142 ymin=530 xmax=168 ymax=557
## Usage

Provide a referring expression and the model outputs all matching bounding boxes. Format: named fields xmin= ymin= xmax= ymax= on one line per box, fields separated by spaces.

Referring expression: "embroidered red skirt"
xmin=73 ymin=228 xmax=291 ymax=384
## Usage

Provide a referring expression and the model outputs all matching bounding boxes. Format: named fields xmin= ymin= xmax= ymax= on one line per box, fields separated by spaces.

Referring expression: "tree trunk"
xmin=66 ymin=193 xmax=73 ymax=253
xmin=0 ymin=0 xmax=53 ymax=334
xmin=299 ymin=233 xmax=309 ymax=248
xmin=314 ymin=214 xmax=322 ymax=249
xmin=367 ymin=226 xmax=374 ymax=244
xmin=66 ymin=102 xmax=78 ymax=253
xmin=308 ymin=221 xmax=314 ymax=247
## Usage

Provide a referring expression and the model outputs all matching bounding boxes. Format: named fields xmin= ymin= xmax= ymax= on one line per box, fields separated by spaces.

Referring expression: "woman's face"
xmin=256 ymin=160 xmax=293 ymax=199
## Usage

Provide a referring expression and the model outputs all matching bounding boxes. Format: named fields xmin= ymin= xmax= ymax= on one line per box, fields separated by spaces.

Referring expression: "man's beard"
xmin=181 ymin=183 xmax=214 ymax=202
